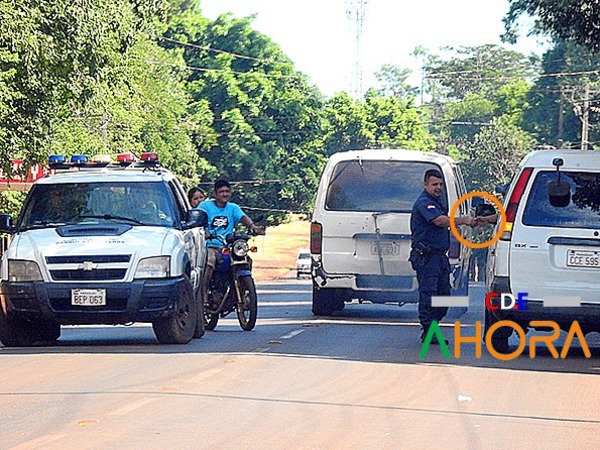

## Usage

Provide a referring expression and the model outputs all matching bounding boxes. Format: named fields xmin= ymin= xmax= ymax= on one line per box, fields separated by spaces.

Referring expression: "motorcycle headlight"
xmin=8 ymin=260 xmax=43 ymax=282
xmin=232 ymin=240 xmax=249 ymax=257
xmin=134 ymin=256 xmax=170 ymax=279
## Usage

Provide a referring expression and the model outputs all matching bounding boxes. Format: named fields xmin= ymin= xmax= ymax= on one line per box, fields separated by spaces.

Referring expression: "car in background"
xmin=485 ymin=149 xmax=600 ymax=352
xmin=296 ymin=248 xmax=311 ymax=278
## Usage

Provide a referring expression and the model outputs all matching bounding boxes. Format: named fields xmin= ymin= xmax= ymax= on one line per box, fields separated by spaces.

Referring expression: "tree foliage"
xmin=461 ymin=117 xmax=534 ymax=192
xmin=521 ymin=40 xmax=600 ymax=147
xmin=0 ymin=0 xmax=176 ymax=176
xmin=503 ymin=0 xmax=600 ymax=53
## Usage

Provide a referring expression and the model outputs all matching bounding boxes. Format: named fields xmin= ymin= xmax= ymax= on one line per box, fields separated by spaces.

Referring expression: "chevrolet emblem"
xmin=80 ymin=261 xmax=98 ymax=271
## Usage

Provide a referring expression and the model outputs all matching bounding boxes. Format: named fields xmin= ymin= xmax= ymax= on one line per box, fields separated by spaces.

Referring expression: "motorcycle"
xmin=203 ymin=230 xmax=261 ymax=331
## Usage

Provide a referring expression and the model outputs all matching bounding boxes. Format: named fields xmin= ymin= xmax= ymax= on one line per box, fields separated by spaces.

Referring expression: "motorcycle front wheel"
xmin=236 ymin=275 xmax=257 ymax=331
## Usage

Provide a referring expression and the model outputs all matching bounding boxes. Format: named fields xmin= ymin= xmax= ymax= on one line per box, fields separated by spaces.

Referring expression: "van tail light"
xmin=501 ymin=168 xmax=533 ymax=241
xmin=310 ymin=222 xmax=322 ymax=255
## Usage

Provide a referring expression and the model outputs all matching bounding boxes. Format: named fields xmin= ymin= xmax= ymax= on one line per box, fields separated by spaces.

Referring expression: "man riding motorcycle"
xmin=197 ymin=180 xmax=264 ymax=306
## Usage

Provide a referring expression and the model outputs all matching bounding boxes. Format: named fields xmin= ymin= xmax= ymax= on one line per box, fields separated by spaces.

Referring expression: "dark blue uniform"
xmin=410 ymin=190 xmax=451 ymax=334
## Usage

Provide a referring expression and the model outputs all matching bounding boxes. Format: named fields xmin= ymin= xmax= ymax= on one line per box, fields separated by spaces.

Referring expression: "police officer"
xmin=410 ymin=169 xmax=473 ymax=343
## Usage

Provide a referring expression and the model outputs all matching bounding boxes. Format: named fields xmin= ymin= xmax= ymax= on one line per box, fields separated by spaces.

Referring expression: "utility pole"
xmin=346 ymin=0 xmax=369 ymax=99
xmin=581 ymin=84 xmax=590 ymax=150
xmin=557 ymin=86 xmax=564 ymax=147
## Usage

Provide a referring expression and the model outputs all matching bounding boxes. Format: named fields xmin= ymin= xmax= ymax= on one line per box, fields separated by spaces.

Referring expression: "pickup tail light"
xmin=501 ymin=168 xmax=533 ymax=240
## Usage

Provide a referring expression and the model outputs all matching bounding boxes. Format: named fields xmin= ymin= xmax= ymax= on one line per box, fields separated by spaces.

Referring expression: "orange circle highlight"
xmin=449 ymin=191 xmax=506 ymax=249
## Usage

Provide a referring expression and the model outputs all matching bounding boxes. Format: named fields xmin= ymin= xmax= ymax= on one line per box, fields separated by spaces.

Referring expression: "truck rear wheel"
xmin=484 ymin=309 xmax=511 ymax=354
xmin=153 ymin=276 xmax=197 ymax=344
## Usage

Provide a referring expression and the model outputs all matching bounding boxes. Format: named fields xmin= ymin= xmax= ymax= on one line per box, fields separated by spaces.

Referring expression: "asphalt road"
xmin=1 ymin=280 xmax=599 ymax=449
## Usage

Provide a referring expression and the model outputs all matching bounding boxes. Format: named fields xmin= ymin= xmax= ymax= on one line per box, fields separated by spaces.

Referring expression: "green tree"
xmin=522 ymin=40 xmax=600 ymax=147
xmin=374 ymin=64 xmax=419 ymax=99
xmin=164 ymin=11 xmax=327 ymax=218
xmin=503 ymin=0 xmax=600 ymax=53
xmin=461 ymin=116 xmax=534 ymax=192
xmin=0 ymin=1 xmax=169 ymax=173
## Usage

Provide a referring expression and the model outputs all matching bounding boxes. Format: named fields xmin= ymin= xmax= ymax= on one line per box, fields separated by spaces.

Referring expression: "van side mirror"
xmin=183 ymin=209 xmax=208 ymax=229
xmin=548 ymin=157 xmax=571 ymax=207
xmin=0 ymin=213 xmax=14 ymax=233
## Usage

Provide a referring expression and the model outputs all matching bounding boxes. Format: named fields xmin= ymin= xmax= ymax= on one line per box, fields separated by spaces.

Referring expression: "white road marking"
xmin=280 ymin=329 xmax=305 ymax=339
xmin=256 ymin=290 xmax=310 ymax=295
xmin=107 ymin=397 xmax=160 ymax=416
xmin=258 ymin=301 xmax=311 ymax=306
xmin=254 ymin=347 xmax=271 ymax=352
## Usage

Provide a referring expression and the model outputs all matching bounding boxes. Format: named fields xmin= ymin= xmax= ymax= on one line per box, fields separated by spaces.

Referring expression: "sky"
xmin=199 ymin=0 xmax=549 ymax=98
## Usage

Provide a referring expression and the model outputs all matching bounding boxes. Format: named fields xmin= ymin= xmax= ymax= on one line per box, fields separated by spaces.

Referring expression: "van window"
xmin=521 ymin=171 xmax=600 ymax=229
xmin=325 ymin=160 xmax=445 ymax=212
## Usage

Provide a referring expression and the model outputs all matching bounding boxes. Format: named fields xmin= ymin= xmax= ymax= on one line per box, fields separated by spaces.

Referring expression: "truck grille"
xmin=46 ymin=255 xmax=131 ymax=264
xmin=50 ymin=269 xmax=127 ymax=281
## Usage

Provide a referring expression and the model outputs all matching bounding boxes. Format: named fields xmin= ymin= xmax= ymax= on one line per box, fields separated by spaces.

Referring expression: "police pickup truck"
xmin=0 ymin=153 xmax=208 ymax=346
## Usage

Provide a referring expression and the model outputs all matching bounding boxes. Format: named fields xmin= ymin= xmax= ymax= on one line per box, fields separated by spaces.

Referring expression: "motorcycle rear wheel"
xmin=236 ymin=275 xmax=257 ymax=331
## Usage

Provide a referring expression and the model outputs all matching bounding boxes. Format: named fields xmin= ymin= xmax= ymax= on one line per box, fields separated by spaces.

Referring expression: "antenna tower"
xmin=346 ymin=0 xmax=369 ymax=98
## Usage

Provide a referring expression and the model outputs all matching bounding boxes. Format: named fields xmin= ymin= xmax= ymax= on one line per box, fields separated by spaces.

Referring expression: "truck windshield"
xmin=19 ymin=182 xmax=178 ymax=229
xmin=325 ymin=160 xmax=446 ymax=212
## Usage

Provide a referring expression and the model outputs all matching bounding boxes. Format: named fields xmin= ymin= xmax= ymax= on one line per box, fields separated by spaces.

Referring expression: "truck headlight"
xmin=232 ymin=240 xmax=249 ymax=257
xmin=8 ymin=260 xmax=43 ymax=282
xmin=134 ymin=256 xmax=170 ymax=279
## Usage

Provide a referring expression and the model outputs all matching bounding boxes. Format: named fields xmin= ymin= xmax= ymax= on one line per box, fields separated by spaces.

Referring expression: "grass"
xmin=250 ymin=218 xmax=310 ymax=281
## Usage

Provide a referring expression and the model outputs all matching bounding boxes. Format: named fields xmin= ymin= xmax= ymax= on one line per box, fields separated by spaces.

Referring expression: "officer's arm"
xmin=432 ymin=215 xmax=474 ymax=228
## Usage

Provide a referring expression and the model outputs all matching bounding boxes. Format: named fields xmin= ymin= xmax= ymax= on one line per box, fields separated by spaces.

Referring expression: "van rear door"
xmin=319 ymin=159 xmax=444 ymax=277
xmin=510 ymin=169 xmax=600 ymax=305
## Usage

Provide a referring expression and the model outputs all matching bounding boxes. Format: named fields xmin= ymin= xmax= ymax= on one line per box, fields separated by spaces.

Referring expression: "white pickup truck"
xmin=0 ymin=153 xmax=208 ymax=346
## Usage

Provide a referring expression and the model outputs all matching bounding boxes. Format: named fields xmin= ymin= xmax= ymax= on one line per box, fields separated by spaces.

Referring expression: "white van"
xmin=310 ymin=149 xmax=472 ymax=315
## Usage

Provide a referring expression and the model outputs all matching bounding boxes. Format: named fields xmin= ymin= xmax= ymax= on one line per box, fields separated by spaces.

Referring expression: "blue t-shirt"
xmin=199 ymin=200 xmax=245 ymax=247
xmin=410 ymin=190 xmax=450 ymax=251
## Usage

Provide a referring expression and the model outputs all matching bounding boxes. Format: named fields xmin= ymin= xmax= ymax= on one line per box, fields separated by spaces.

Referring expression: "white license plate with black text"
xmin=566 ymin=250 xmax=600 ymax=268
xmin=371 ymin=241 xmax=400 ymax=255
xmin=71 ymin=288 xmax=106 ymax=306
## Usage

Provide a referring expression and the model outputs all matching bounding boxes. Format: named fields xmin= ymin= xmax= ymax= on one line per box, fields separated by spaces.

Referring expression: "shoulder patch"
xmin=426 ymin=203 xmax=436 ymax=209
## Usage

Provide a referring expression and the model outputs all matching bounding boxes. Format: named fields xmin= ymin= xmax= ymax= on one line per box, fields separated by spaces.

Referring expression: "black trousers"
xmin=415 ymin=253 xmax=451 ymax=329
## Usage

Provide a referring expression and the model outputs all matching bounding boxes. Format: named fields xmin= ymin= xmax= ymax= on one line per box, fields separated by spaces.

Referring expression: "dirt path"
xmin=250 ymin=219 xmax=310 ymax=281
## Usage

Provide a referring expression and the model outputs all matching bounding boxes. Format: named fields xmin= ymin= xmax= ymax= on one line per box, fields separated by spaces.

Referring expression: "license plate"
xmin=71 ymin=288 xmax=106 ymax=306
xmin=371 ymin=241 xmax=400 ymax=255
xmin=566 ymin=250 xmax=600 ymax=268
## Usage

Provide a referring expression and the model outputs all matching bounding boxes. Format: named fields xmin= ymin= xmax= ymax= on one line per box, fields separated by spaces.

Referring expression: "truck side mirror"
xmin=0 ymin=213 xmax=14 ymax=233
xmin=183 ymin=209 xmax=208 ymax=229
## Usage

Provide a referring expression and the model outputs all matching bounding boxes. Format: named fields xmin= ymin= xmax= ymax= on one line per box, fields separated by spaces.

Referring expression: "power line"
xmin=160 ymin=36 xmax=290 ymax=66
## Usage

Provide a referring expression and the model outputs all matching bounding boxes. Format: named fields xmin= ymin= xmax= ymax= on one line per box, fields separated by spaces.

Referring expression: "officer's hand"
xmin=460 ymin=216 xmax=475 ymax=227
